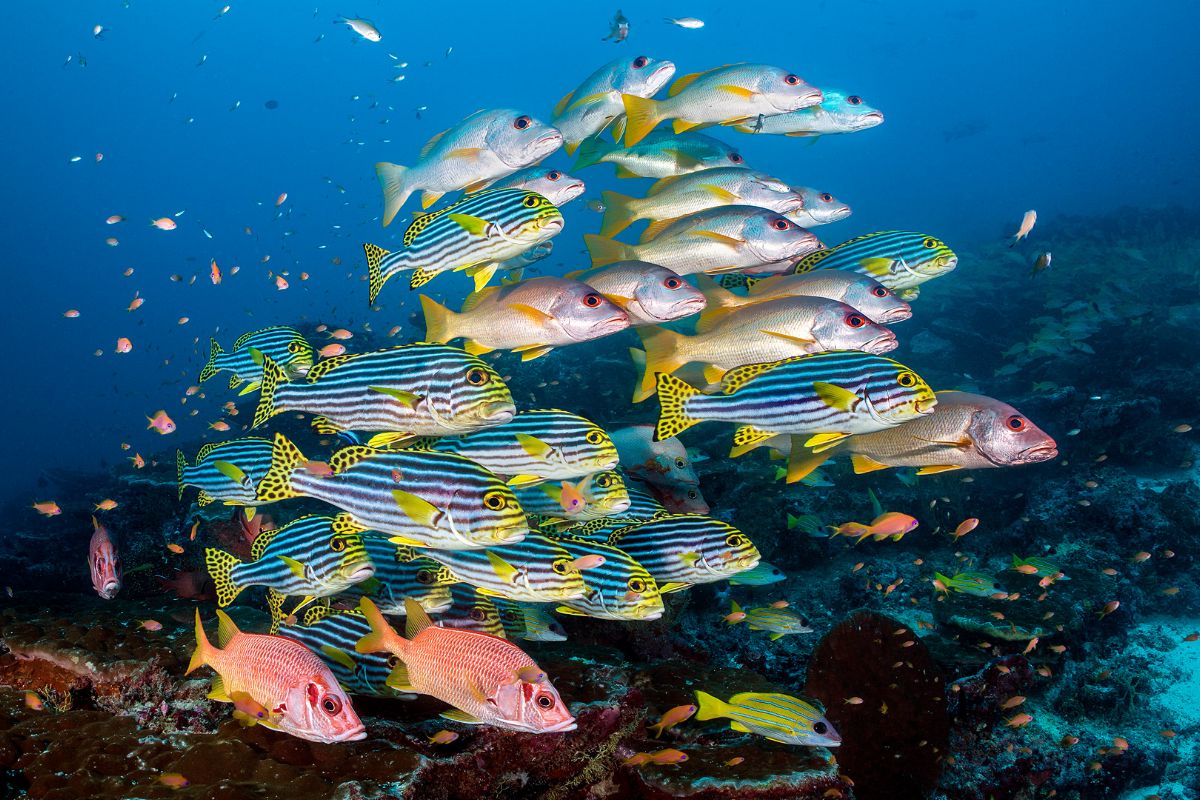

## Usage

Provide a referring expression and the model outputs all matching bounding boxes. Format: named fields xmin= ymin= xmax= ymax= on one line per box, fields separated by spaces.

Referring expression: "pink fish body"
xmin=89 ymin=516 xmax=122 ymax=600
xmin=188 ymin=609 xmax=365 ymax=743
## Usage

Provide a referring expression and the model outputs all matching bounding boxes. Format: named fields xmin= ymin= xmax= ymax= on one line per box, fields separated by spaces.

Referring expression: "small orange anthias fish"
xmin=189 ymin=609 xmax=365 ymax=743
xmin=648 ymin=703 xmax=698 ymax=737
xmin=24 ymin=691 xmax=44 ymax=711
xmin=831 ymin=512 xmax=918 ymax=543
xmin=158 ymin=773 xmax=189 ymax=788
xmin=356 ymin=598 xmax=576 ymax=733
xmin=318 ymin=343 xmax=347 ymax=359
xmin=151 ymin=217 xmax=177 ymax=230
xmin=115 ymin=337 xmax=133 ymax=353
xmin=147 ymin=409 xmax=177 ymax=434
xmin=624 ymin=748 xmax=689 ymax=767
xmin=210 ymin=259 xmax=222 ymax=284
xmin=139 ymin=619 xmax=163 ymax=631
xmin=952 ymin=517 xmax=980 ymax=541
xmin=89 ymin=515 xmax=122 ymax=600
xmin=428 ymin=730 xmax=459 ymax=745
xmin=32 ymin=500 xmax=62 ymax=516
xmin=1095 ymin=600 xmax=1120 ymax=619
xmin=230 ymin=690 xmax=272 ymax=726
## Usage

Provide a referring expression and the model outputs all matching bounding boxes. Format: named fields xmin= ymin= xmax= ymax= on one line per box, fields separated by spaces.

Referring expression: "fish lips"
xmin=1016 ymin=441 xmax=1059 ymax=464
xmin=863 ymin=331 xmax=899 ymax=354
xmin=98 ymin=581 xmax=120 ymax=600
xmin=877 ymin=305 xmax=913 ymax=324
xmin=540 ymin=716 xmax=579 ymax=733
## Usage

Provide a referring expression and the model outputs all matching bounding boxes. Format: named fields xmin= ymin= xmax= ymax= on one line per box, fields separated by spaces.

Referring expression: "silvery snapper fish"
xmin=622 ymin=63 xmax=823 ymax=146
xmin=585 ymin=206 xmax=821 ymax=277
xmin=376 ymin=109 xmax=563 ymax=224
xmin=786 ymin=187 xmax=853 ymax=227
xmin=89 ymin=515 xmax=121 ymax=600
xmin=420 ymin=277 xmax=630 ymax=361
xmin=491 ymin=167 xmax=586 ymax=207
xmin=553 ymin=55 xmax=676 ymax=154
xmin=357 ymin=598 xmax=577 ymax=733
xmin=569 ymin=261 xmax=706 ymax=325
xmin=189 ymin=610 xmax=365 ymax=743
xmin=735 ymin=90 xmax=884 ymax=137
xmin=695 ymin=271 xmax=910 ymax=331
xmin=610 ymin=425 xmax=700 ymax=487
xmin=575 ymin=129 xmax=746 ymax=180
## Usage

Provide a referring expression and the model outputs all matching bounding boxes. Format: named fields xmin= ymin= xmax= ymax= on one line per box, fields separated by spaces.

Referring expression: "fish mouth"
xmin=914 ymin=395 xmax=938 ymax=415
xmin=345 ymin=564 xmax=376 ymax=583
xmin=1016 ymin=442 xmax=1059 ymax=464
xmin=480 ymin=403 xmax=516 ymax=424
xmin=646 ymin=296 xmax=707 ymax=323
xmin=783 ymin=87 xmax=823 ymax=111
xmin=864 ymin=332 xmax=898 ymax=354
xmin=933 ymin=255 xmax=959 ymax=273
xmin=823 ymin=206 xmax=853 ymax=222
xmin=856 ymin=111 xmax=885 ymax=128
xmin=537 ymin=217 xmax=565 ymax=234
xmin=100 ymin=583 xmax=120 ymax=600
xmin=647 ymin=61 xmax=676 ymax=89
xmin=587 ymin=314 xmax=631 ymax=339
xmin=325 ymin=724 xmax=368 ymax=743
xmin=878 ymin=306 xmax=913 ymax=324
xmin=541 ymin=716 xmax=578 ymax=733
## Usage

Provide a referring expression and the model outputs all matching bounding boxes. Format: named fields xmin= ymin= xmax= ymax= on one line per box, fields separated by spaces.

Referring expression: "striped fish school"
xmin=604 ymin=514 xmax=760 ymax=590
xmin=491 ymin=597 xmax=568 ymax=642
xmin=362 ymin=188 xmax=564 ymax=301
xmin=398 ymin=533 xmax=586 ymax=603
xmin=791 ymin=230 xmax=958 ymax=297
xmin=253 ymin=434 xmax=530 ymax=550
xmin=204 ymin=514 xmax=375 ymax=608
xmin=436 ymin=583 xmax=508 ymax=638
xmin=545 ymin=535 xmax=665 ymax=621
xmin=654 ymin=351 xmax=937 ymax=453
xmin=513 ymin=471 xmax=631 ymax=521
xmin=409 ymin=409 xmax=619 ymax=485
xmin=729 ymin=601 xmax=814 ymax=640
xmin=286 ymin=606 xmax=415 ymax=698
xmin=251 ymin=344 xmax=515 ymax=441
xmin=197 ymin=326 xmax=314 ymax=393
xmin=337 ymin=534 xmax=454 ymax=616
xmin=694 ymin=691 xmax=841 ymax=747
xmin=176 ymin=437 xmax=275 ymax=506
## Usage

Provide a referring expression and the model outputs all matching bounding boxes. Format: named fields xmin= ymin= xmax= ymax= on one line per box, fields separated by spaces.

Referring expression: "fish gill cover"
xmin=0 ymin=3 xmax=1198 ymax=800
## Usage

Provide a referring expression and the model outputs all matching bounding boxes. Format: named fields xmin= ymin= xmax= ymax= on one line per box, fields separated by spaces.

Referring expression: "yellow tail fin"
xmin=187 ymin=609 xmax=216 ymax=675
xmin=251 ymin=356 xmax=287 ymax=429
xmin=621 ymin=94 xmax=661 ymax=146
xmin=693 ymin=690 xmax=729 ymax=721
xmin=599 ymin=191 xmax=640 ymax=238
xmin=654 ymin=372 xmax=702 ymax=441
xmin=255 ymin=432 xmax=304 ymax=503
xmin=419 ymin=294 xmax=457 ymax=343
xmin=363 ymin=243 xmax=391 ymax=305
xmin=204 ymin=548 xmax=245 ymax=607
xmin=636 ymin=326 xmax=688 ymax=402
xmin=197 ymin=338 xmax=224 ymax=383
xmin=584 ymin=234 xmax=637 ymax=268
xmin=376 ymin=162 xmax=410 ymax=227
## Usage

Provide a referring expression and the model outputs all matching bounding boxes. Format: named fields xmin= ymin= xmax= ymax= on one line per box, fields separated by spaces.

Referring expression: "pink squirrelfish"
xmin=356 ymin=598 xmax=576 ymax=733
xmin=188 ymin=609 xmax=365 ymax=743
xmin=89 ymin=515 xmax=122 ymax=600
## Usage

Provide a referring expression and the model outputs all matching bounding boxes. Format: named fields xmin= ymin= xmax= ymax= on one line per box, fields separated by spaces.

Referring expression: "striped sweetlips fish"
xmin=492 ymin=597 xmax=568 ymax=642
xmin=604 ymin=514 xmax=760 ymax=591
xmin=394 ymin=534 xmax=587 ymax=603
xmin=693 ymin=690 xmax=840 ymax=747
xmin=203 ymin=514 xmax=375 ymax=609
xmin=254 ymin=434 xmax=529 ymax=550
xmin=544 ymin=534 xmax=665 ymax=621
xmin=435 ymin=583 xmax=509 ymax=638
xmin=177 ymin=437 xmax=274 ymax=506
xmin=189 ymin=609 xmax=366 ymax=743
xmin=552 ymin=54 xmax=677 ymax=155
xmin=287 ymin=605 xmax=417 ymax=698
xmin=357 ymin=598 xmax=577 ymax=733
xmin=400 ymin=409 xmax=619 ymax=486
xmin=197 ymin=326 xmax=314 ymax=394
xmin=513 ymin=471 xmax=631 ymax=521
xmin=333 ymin=533 xmax=454 ymax=617
xmin=251 ymin=344 xmax=515 ymax=446
xmin=654 ymin=351 xmax=938 ymax=455
xmin=362 ymin=188 xmax=564 ymax=300
xmin=792 ymin=231 xmax=957 ymax=299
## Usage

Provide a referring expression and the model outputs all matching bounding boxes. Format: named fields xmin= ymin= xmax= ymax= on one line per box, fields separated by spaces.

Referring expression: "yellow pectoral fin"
xmin=391 ymin=489 xmax=443 ymax=528
xmin=555 ymin=606 xmax=588 ymax=617
xmin=508 ymin=303 xmax=555 ymax=325
xmin=445 ymin=147 xmax=484 ymax=160
xmin=813 ymin=381 xmax=860 ymax=412
xmin=859 ymin=257 xmax=895 ymax=277
xmin=506 ymin=474 xmax=543 ymax=487
xmin=487 ymin=550 xmax=520 ymax=582
xmin=319 ymin=645 xmax=358 ymax=671
xmin=367 ymin=432 xmax=418 ymax=448
xmin=566 ymin=91 xmax=609 ymax=113
xmin=916 ymin=464 xmax=964 ymax=475
xmin=759 ymin=330 xmax=817 ymax=348
xmin=279 ymin=555 xmax=307 ymax=579
xmin=514 ymin=433 xmax=553 ymax=459
xmin=517 ymin=345 xmax=555 ymax=361
xmin=693 ymin=230 xmax=746 ymax=247
xmin=658 ymin=582 xmax=691 ymax=594
xmin=369 ymin=385 xmax=421 ymax=408
xmin=447 ymin=214 xmax=492 ymax=236
xmin=804 ymin=432 xmax=851 ymax=453
xmin=699 ymin=184 xmax=739 ymax=203
xmin=716 ymin=84 xmax=757 ymax=99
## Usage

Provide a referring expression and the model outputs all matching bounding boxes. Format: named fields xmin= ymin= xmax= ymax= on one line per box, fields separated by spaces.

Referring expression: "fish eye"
xmin=522 ymin=195 xmax=540 ymax=208
xmin=1006 ymin=415 xmax=1027 ymax=431
xmin=547 ymin=170 xmax=562 ymax=181
xmin=674 ymin=457 xmax=686 ymax=469
xmin=321 ymin=695 xmax=342 ymax=715
xmin=725 ymin=534 xmax=746 ymax=547
xmin=922 ymin=237 xmax=939 ymax=248
xmin=632 ymin=56 xmax=649 ymax=69
xmin=784 ymin=74 xmax=801 ymax=86
xmin=771 ymin=218 xmax=791 ymax=231
xmin=845 ymin=313 xmax=867 ymax=328
xmin=287 ymin=341 xmax=302 ymax=353
xmin=466 ymin=367 xmax=489 ymax=385
xmin=819 ymin=193 xmax=834 ymax=203
xmin=872 ymin=286 xmax=888 ymax=297
xmin=663 ymin=276 xmax=683 ymax=289
xmin=847 ymin=95 xmax=863 ymax=105
xmin=483 ymin=491 xmax=508 ymax=510
xmin=329 ymin=536 xmax=347 ymax=552
xmin=386 ymin=655 xmax=400 ymax=667
xmin=686 ymin=489 xmax=698 ymax=500
xmin=501 ymin=609 xmax=518 ymax=621
xmin=628 ymin=577 xmax=646 ymax=594
xmin=537 ymin=694 xmax=554 ymax=708
xmin=585 ymin=430 xmax=605 ymax=445
xmin=897 ymin=371 xmax=917 ymax=388
xmin=469 ymin=607 xmax=486 ymax=621
xmin=552 ymin=558 xmax=570 ymax=575
xmin=513 ymin=115 xmax=532 ymax=130
xmin=814 ymin=721 xmax=828 ymax=734
xmin=416 ymin=569 xmax=436 ymax=585
xmin=597 ymin=474 xmax=613 ymax=488
xmin=582 ymin=293 xmax=603 ymax=308
xmin=728 ymin=152 xmax=744 ymax=164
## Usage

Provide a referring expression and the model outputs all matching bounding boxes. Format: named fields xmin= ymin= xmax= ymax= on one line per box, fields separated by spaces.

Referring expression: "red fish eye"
xmin=1007 ymin=415 xmax=1027 ymax=431
xmin=537 ymin=694 xmax=554 ymax=708
xmin=728 ymin=152 xmax=744 ymax=164
xmin=847 ymin=95 xmax=863 ymax=105
xmin=819 ymin=193 xmax=833 ymax=203
xmin=513 ymin=115 xmax=532 ymax=130
xmin=872 ymin=286 xmax=888 ymax=297
xmin=784 ymin=74 xmax=801 ymax=86
xmin=632 ymin=56 xmax=648 ymax=69
xmin=771 ymin=218 xmax=791 ymax=231
xmin=845 ymin=313 xmax=866 ymax=328
xmin=663 ymin=276 xmax=682 ymax=289
xmin=322 ymin=695 xmax=342 ymax=715
xmin=583 ymin=293 xmax=603 ymax=307
xmin=547 ymin=170 xmax=561 ymax=180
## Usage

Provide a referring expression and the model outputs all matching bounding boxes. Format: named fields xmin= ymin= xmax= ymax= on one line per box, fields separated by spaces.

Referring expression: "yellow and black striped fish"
xmin=362 ymin=188 xmax=563 ymax=300
xmin=605 ymin=514 xmax=760 ymax=591
xmin=436 ymin=583 xmax=508 ymax=638
xmin=251 ymin=344 xmax=515 ymax=443
xmin=285 ymin=606 xmax=415 ymax=698
xmin=253 ymin=433 xmax=529 ymax=550
xmin=336 ymin=534 xmax=454 ymax=616
xmin=694 ymin=690 xmax=841 ymax=747
xmin=176 ymin=437 xmax=274 ymax=507
xmin=545 ymin=535 xmax=665 ymax=621
xmin=513 ymin=471 xmax=630 ymax=521
xmin=395 ymin=534 xmax=586 ymax=603
xmin=792 ymin=231 xmax=957 ymax=299
xmin=491 ymin=598 xmax=568 ymax=642
xmin=197 ymin=326 xmax=314 ymax=394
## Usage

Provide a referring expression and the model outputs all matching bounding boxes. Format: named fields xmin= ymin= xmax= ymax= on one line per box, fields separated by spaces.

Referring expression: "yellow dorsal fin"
xmin=553 ymin=89 xmax=576 ymax=118
xmin=419 ymin=128 xmax=449 ymax=159
xmin=460 ymin=285 xmax=499 ymax=313
xmin=639 ymin=217 xmax=680 ymax=243
xmin=667 ymin=66 xmax=727 ymax=97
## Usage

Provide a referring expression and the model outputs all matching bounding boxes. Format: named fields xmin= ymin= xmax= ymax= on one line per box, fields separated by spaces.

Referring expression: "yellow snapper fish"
xmin=568 ymin=261 xmax=707 ymax=326
xmin=694 ymin=271 xmax=911 ymax=331
xmin=420 ymin=277 xmax=631 ymax=361
xmin=634 ymin=295 xmax=898 ymax=401
xmin=622 ymin=63 xmax=823 ymax=146
xmin=585 ymin=206 xmax=822 ymax=277
xmin=376 ymin=109 xmax=563 ymax=225
xmin=574 ymin=129 xmax=747 ymax=180
xmin=490 ymin=167 xmax=586 ymax=207
xmin=733 ymin=90 xmax=884 ymax=137
xmin=599 ymin=166 xmax=805 ymax=238
xmin=553 ymin=55 xmax=677 ymax=155
xmin=786 ymin=187 xmax=853 ymax=227
xmin=694 ymin=690 xmax=841 ymax=747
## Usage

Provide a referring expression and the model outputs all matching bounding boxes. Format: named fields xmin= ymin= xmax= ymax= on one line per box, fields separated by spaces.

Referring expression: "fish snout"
xmin=880 ymin=305 xmax=913 ymax=324
xmin=1019 ymin=441 xmax=1059 ymax=463
xmin=865 ymin=330 xmax=899 ymax=354
xmin=346 ymin=563 xmax=376 ymax=583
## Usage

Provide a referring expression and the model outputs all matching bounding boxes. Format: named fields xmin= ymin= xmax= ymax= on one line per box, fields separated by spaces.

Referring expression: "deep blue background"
xmin=2 ymin=1 xmax=1196 ymax=507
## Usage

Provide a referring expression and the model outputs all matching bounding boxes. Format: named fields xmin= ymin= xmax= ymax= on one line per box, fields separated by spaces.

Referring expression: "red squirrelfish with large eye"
xmin=188 ymin=609 xmax=365 ymax=744
xmin=89 ymin=515 xmax=122 ymax=600
xmin=356 ymin=597 xmax=577 ymax=733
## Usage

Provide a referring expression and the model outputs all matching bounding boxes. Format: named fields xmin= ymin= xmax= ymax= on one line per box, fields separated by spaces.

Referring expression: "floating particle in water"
xmin=265 ymin=99 xmax=279 ymax=109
